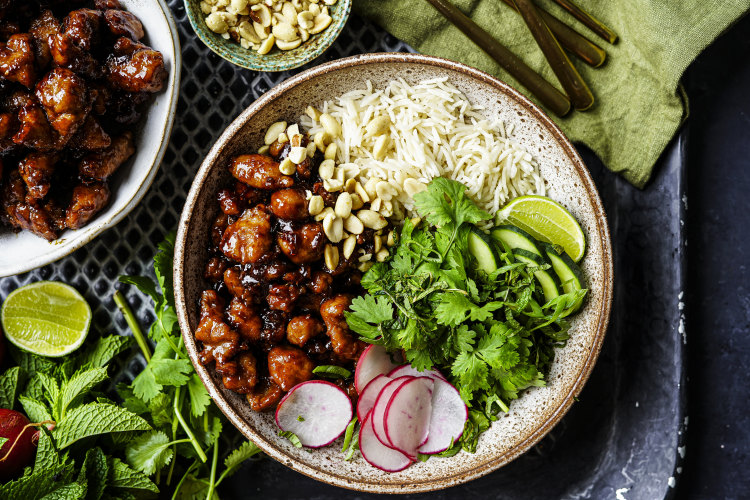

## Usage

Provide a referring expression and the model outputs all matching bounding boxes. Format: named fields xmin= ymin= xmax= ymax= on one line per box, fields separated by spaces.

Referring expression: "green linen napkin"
xmin=354 ymin=0 xmax=750 ymax=187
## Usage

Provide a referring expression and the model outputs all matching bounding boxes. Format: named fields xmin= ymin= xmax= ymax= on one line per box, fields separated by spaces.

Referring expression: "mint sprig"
xmin=0 ymin=233 xmax=262 ymax=498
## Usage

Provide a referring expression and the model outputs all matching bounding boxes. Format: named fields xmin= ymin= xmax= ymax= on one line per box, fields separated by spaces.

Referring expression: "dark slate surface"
xmin=1 ymin=2 xmax=748 ymax=499
xmin=676 ymin=13 xmax=750 ymax=500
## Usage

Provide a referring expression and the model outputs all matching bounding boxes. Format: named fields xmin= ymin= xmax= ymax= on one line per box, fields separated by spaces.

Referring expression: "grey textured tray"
xmin=0 ymin=2 xmax=686 ymax=498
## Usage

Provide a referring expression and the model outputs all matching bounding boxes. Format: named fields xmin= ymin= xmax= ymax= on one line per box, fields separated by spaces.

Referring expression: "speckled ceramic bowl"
xmin=174 ymin=53 xmax=613 ymax=493
xmin=183 ymin=0 xmax=351 ymax=72
xmin=0 ymin=0 xmax=180 ymax=278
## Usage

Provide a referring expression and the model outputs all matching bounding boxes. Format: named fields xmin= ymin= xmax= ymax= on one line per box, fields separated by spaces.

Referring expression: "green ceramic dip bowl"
xmin=183 ymin=0 xmax=352 ymax=72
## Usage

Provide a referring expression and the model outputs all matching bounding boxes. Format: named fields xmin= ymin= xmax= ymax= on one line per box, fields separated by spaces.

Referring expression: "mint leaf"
xmin=23 ymin=374 xmax=46 ymax=402
xmin=19 ymin=395 xmax=53 ymax=422
xmin=186 ymin=374 xmax=211 ymax=418
xmin=222 ymin=441 xmax=261 ymax=478
xmin=125 ymin=431 xmax=173 ymax=475
xmin=76 ymin=335 xmax=132 ymax=369
xmin=0 ymin=437 xmax=7 ymax=448
xmin=34 ymin=429 xmax=65 ymax=473
xmin=54 ymin=403 xmax=151 ymax=449
xmin=59 ymin=367 xmax=109 ymax=418
xmin=78 ymin=447 xmax=109 ymax=500
xmin=36 ymin=372 xmax=61 ymax=419
xmin=0 ymin=366 xmax=21 ymax=409
xmin=39 ymin=481 xmax=87 ymax=500
xmin=0 ymin=432 xmax=76 ymax=500
xmin=10 ymin=345 xmax=56 ymax=375
xmin=108 ymin=457 xmax=159 ymax=494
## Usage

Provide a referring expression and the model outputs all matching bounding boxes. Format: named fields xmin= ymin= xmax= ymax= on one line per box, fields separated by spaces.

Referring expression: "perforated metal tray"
xmin=0 ymin=2 xmax=686 ymax=498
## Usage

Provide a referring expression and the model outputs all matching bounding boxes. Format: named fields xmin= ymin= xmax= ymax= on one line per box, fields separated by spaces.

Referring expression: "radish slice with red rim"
xmin=371 ymin=376 xmax=414 ymax=447
xmin=418 ymin=378 xmax=468 ymax=454
xmin=275 ymin=380 xmax=353 ymax=448
xmin=359 ymin=412 xmax=413 ymax=472
xmin=355 ymin=344 xmax=402 ymax=393
xmin=384 ymin=377 xmax=434 ymax=459
xmin=387 ymin=364 xmax=447 ymax=382
xmin=357 ymin=374 xmax=392 ymax=422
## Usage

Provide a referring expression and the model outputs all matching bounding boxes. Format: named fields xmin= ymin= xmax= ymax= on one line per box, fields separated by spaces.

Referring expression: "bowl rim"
xmin=182 ymin=0 xmax=352 ymax=72
xmin=0 ymin=0 xmax=181 ymax=278
xmin=174 ymin=52 xmax=613 ymax=493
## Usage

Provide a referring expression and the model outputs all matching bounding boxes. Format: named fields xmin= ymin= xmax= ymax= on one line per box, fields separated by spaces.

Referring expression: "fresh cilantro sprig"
xmin=116 ymin=233 xmax=262 ymax=498
xmin=346 ymin=179 xmax=586 ymax=453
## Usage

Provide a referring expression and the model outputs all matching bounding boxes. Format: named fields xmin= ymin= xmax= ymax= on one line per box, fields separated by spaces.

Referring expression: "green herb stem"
xmin=205 ymin=439 xmax=219 ymax=500
xmin=114 ymin=290 xmax=152 ymax=362
xmin=173 ymin=385 xmax=207 ymax=463
xmin=171 ymin=459 xmax=199 ymax=500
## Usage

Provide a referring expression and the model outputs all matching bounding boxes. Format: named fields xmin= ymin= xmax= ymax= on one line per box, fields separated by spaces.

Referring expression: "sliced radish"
xmin=355 ymin=345 xmax=402 ymax=393
xmin=418 ymin=378 xmax=468 ymax=454
xmin=384 ymin=377 xmax=434 ymax=459
xmin=388 ymin=364 xmax=447 ymax=382
xmin=371 ymin=376 xmax=414 ymax=447
xmin=275 ymin=380 xmax=352 ymax=448
xmin=357 ymin=374 xmax=392 ymax=422
xmin=359 ymin=413 xmax=413 ymax=472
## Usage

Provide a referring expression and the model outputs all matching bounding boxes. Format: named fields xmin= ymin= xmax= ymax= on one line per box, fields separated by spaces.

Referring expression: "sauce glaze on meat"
xmin=196 ymin=130 xmax=380 ymax=411
xmin=0 ymin=0 xmax=166 ymax=241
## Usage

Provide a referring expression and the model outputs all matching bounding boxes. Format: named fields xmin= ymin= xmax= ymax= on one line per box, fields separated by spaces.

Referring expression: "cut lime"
xmin=1 ymin=281 xmax=92 ymax=357
xmin=498 ymin=195 xmax=586 ymax=262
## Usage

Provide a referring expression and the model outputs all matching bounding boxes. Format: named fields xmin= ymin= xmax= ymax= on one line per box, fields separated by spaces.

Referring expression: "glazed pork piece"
xmin=195 ymin=136 xmax=379 ymax=411
xmin=0 ymin=1 xmax=166 ymax=241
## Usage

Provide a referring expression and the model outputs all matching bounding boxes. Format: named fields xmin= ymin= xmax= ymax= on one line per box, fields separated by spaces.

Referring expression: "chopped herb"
xmin=312 ymin=365 xmax=352 ymax=379
xmin=341 ymin=416 xmax=359 ymax=461
xmin=278 ymin=431 xmax=303 ymax=448
xmin=297 ymin=415 xmax=305 ymax=422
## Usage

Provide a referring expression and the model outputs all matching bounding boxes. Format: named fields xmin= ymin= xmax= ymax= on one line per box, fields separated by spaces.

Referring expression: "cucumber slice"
xmin=491 ymin=225 xmax=543 ymax=257
xmin=542 ymin=243 xmax=586 ymax=314
xmin=513 ymin=248 xmax=561 ymax=304
xmin=468 ymin=229 xmax=499 ymax=275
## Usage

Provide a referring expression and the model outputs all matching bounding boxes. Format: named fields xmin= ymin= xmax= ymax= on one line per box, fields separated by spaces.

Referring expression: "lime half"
xmin=1 ymin=281 xmax=92 ymax=357
xmin=498 ymin=195 xmax=586 ymax=262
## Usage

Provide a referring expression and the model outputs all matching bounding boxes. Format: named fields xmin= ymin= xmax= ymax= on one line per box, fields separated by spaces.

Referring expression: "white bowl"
xmin=175 ymin=53 xmax=613 ymax=493
xmin=0 ymin=0 xmax=180 ymax=277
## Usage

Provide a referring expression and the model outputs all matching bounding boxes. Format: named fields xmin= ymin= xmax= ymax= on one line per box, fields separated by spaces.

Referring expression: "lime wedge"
xmin=1 ymin=281 xmax=92 ymax=357
xmin=498 ymin=195 xmax=586 ymax=262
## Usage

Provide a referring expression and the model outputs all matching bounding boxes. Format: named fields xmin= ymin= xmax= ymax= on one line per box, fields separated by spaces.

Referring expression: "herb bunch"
xmin=346 ymin=179 xmax=586 ymax=452
xmin=0 ymin=234 xmax=261 ymax=499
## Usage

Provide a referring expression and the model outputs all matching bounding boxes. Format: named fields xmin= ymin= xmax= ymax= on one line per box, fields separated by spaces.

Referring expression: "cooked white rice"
xmin=300 ymin=77 xmax=545 ymax=223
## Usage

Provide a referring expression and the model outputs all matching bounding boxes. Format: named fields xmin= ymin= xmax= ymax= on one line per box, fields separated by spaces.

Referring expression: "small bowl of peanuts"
xmin=184 ymin=0 xmax=351 ymax=71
